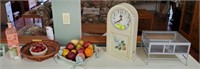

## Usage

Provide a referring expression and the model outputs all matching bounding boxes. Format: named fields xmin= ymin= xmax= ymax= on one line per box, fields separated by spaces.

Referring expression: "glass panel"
xmin=175 ymin=45 xmax=189 ymax=53
xmin=150 ymin=45 xmax=164 ymax=53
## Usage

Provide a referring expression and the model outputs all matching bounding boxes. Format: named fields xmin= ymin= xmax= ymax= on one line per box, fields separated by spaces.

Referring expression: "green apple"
xmin=76 ymin=43 xmax=82 ymax=50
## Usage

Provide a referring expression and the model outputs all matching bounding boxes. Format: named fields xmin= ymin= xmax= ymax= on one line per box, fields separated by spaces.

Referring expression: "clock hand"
xmin=115 ymin=15 xmax=123 ymax=24
xmin=115 ymin=19 xmax=122 ymax=24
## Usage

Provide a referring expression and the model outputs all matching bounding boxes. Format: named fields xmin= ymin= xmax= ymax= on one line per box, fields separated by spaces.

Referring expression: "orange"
xmin=84 ymin=48 xmax=93 ymax=58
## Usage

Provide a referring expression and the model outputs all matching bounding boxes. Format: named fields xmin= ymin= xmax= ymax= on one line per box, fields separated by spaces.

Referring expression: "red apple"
xmin=66 ymin=42 xmax=75 ymax=51
xmin=66 ymin=52 xmax=76 ymax=61
xmin=31 ymin=45 xmax=46 ymax=53
xmin=36 ymin=47 xmax=42 ymax=52
xmin=77 ymin=47 xmax=84 ymax=53
xmin=41 ymin=46 xmax=46 ymax=50
xmin=83 ymin=41 xmax=91 ymax=48
xmin=31 ymin=48 xmax=36 ymax=52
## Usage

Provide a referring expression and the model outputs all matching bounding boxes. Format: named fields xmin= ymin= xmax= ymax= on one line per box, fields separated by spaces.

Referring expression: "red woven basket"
xmin=20 ymin=40 xmax=60 ymax=62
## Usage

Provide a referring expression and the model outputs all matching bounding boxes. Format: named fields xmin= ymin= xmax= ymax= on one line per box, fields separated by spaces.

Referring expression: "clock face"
xmin=111 ymin=8 xmax=131 ymax=30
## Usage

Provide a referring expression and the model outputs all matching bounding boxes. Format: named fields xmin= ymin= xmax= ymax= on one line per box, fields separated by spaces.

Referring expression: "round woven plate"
xmin=20 ymin=40 xmax=60 ymax=62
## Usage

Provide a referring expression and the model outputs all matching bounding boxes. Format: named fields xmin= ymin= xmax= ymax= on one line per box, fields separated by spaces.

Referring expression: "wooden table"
xmin=137 ymin=9 xmax=154 ymax=30
xmin=0 ymin=34 xmax=141 ymax=45
xmin=0 ymin=34 xmax=48 ymax=44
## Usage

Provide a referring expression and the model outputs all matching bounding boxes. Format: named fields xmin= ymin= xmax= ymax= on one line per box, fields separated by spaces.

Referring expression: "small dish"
xmin=29 ymin=45 xmax=48 ymax=56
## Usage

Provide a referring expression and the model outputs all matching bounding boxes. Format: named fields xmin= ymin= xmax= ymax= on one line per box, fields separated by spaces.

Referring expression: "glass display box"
xmin=141 ymin=31 xmax=191 ymax=65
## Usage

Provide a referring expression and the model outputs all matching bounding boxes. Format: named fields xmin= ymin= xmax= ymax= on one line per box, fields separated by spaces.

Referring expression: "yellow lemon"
xmin=62 ymin=49 xmax=69 ymax=57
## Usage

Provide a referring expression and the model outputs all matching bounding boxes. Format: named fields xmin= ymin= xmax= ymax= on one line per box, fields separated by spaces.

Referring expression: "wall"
xmin=52 ymin=0 xmax=81 ymax=45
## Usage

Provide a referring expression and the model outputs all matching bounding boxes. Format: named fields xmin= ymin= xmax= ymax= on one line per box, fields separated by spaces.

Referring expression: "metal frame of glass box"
xmin=141 ymin=31 xmax=191 ymax=65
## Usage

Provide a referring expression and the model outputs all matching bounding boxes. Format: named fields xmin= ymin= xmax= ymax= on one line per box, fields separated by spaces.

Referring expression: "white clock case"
xmin=106 ymin=3 xmax=138 ymax=62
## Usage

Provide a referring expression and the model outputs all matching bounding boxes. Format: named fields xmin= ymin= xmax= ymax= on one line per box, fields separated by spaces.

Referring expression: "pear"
xmin=70 ymin=39 xmax=79 ymax=45
xmin=78 ymin=40 xmax=84 ymax=46
xmin=71 ymin=49 xmax=77 ymax=54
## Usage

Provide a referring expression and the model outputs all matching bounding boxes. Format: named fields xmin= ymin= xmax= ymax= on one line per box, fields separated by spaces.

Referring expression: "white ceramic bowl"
xmin=30 ymin=45 xmax=48 ymax=56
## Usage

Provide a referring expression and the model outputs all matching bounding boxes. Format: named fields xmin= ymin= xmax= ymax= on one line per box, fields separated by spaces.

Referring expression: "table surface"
xmin=0 ymin=47 xmax=199 ymax=69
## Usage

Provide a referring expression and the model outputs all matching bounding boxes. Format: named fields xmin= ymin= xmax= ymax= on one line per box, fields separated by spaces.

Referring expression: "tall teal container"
xmin=52 ymin=0 xmax=81 ymax=45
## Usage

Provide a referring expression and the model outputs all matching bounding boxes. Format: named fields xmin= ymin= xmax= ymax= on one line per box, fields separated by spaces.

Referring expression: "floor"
xmin=1 ymin=12 xmax=199 ymax=63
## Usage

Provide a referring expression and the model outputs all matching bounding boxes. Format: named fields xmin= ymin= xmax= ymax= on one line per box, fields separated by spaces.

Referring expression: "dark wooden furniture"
xmin=0 ymin=34 xmax=49 ymax=44
xmin=179 ymin=1 xmax=199 ymax=52
xmin=137 ymin=9 xmax=154 ymax=31
xmin=179 ymin=1 xmax=199 ymax=62
xmin=81 ymin=23 xmax=106 ymax=44
xmin=82 ymin=23 xmax=106 ymax=34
